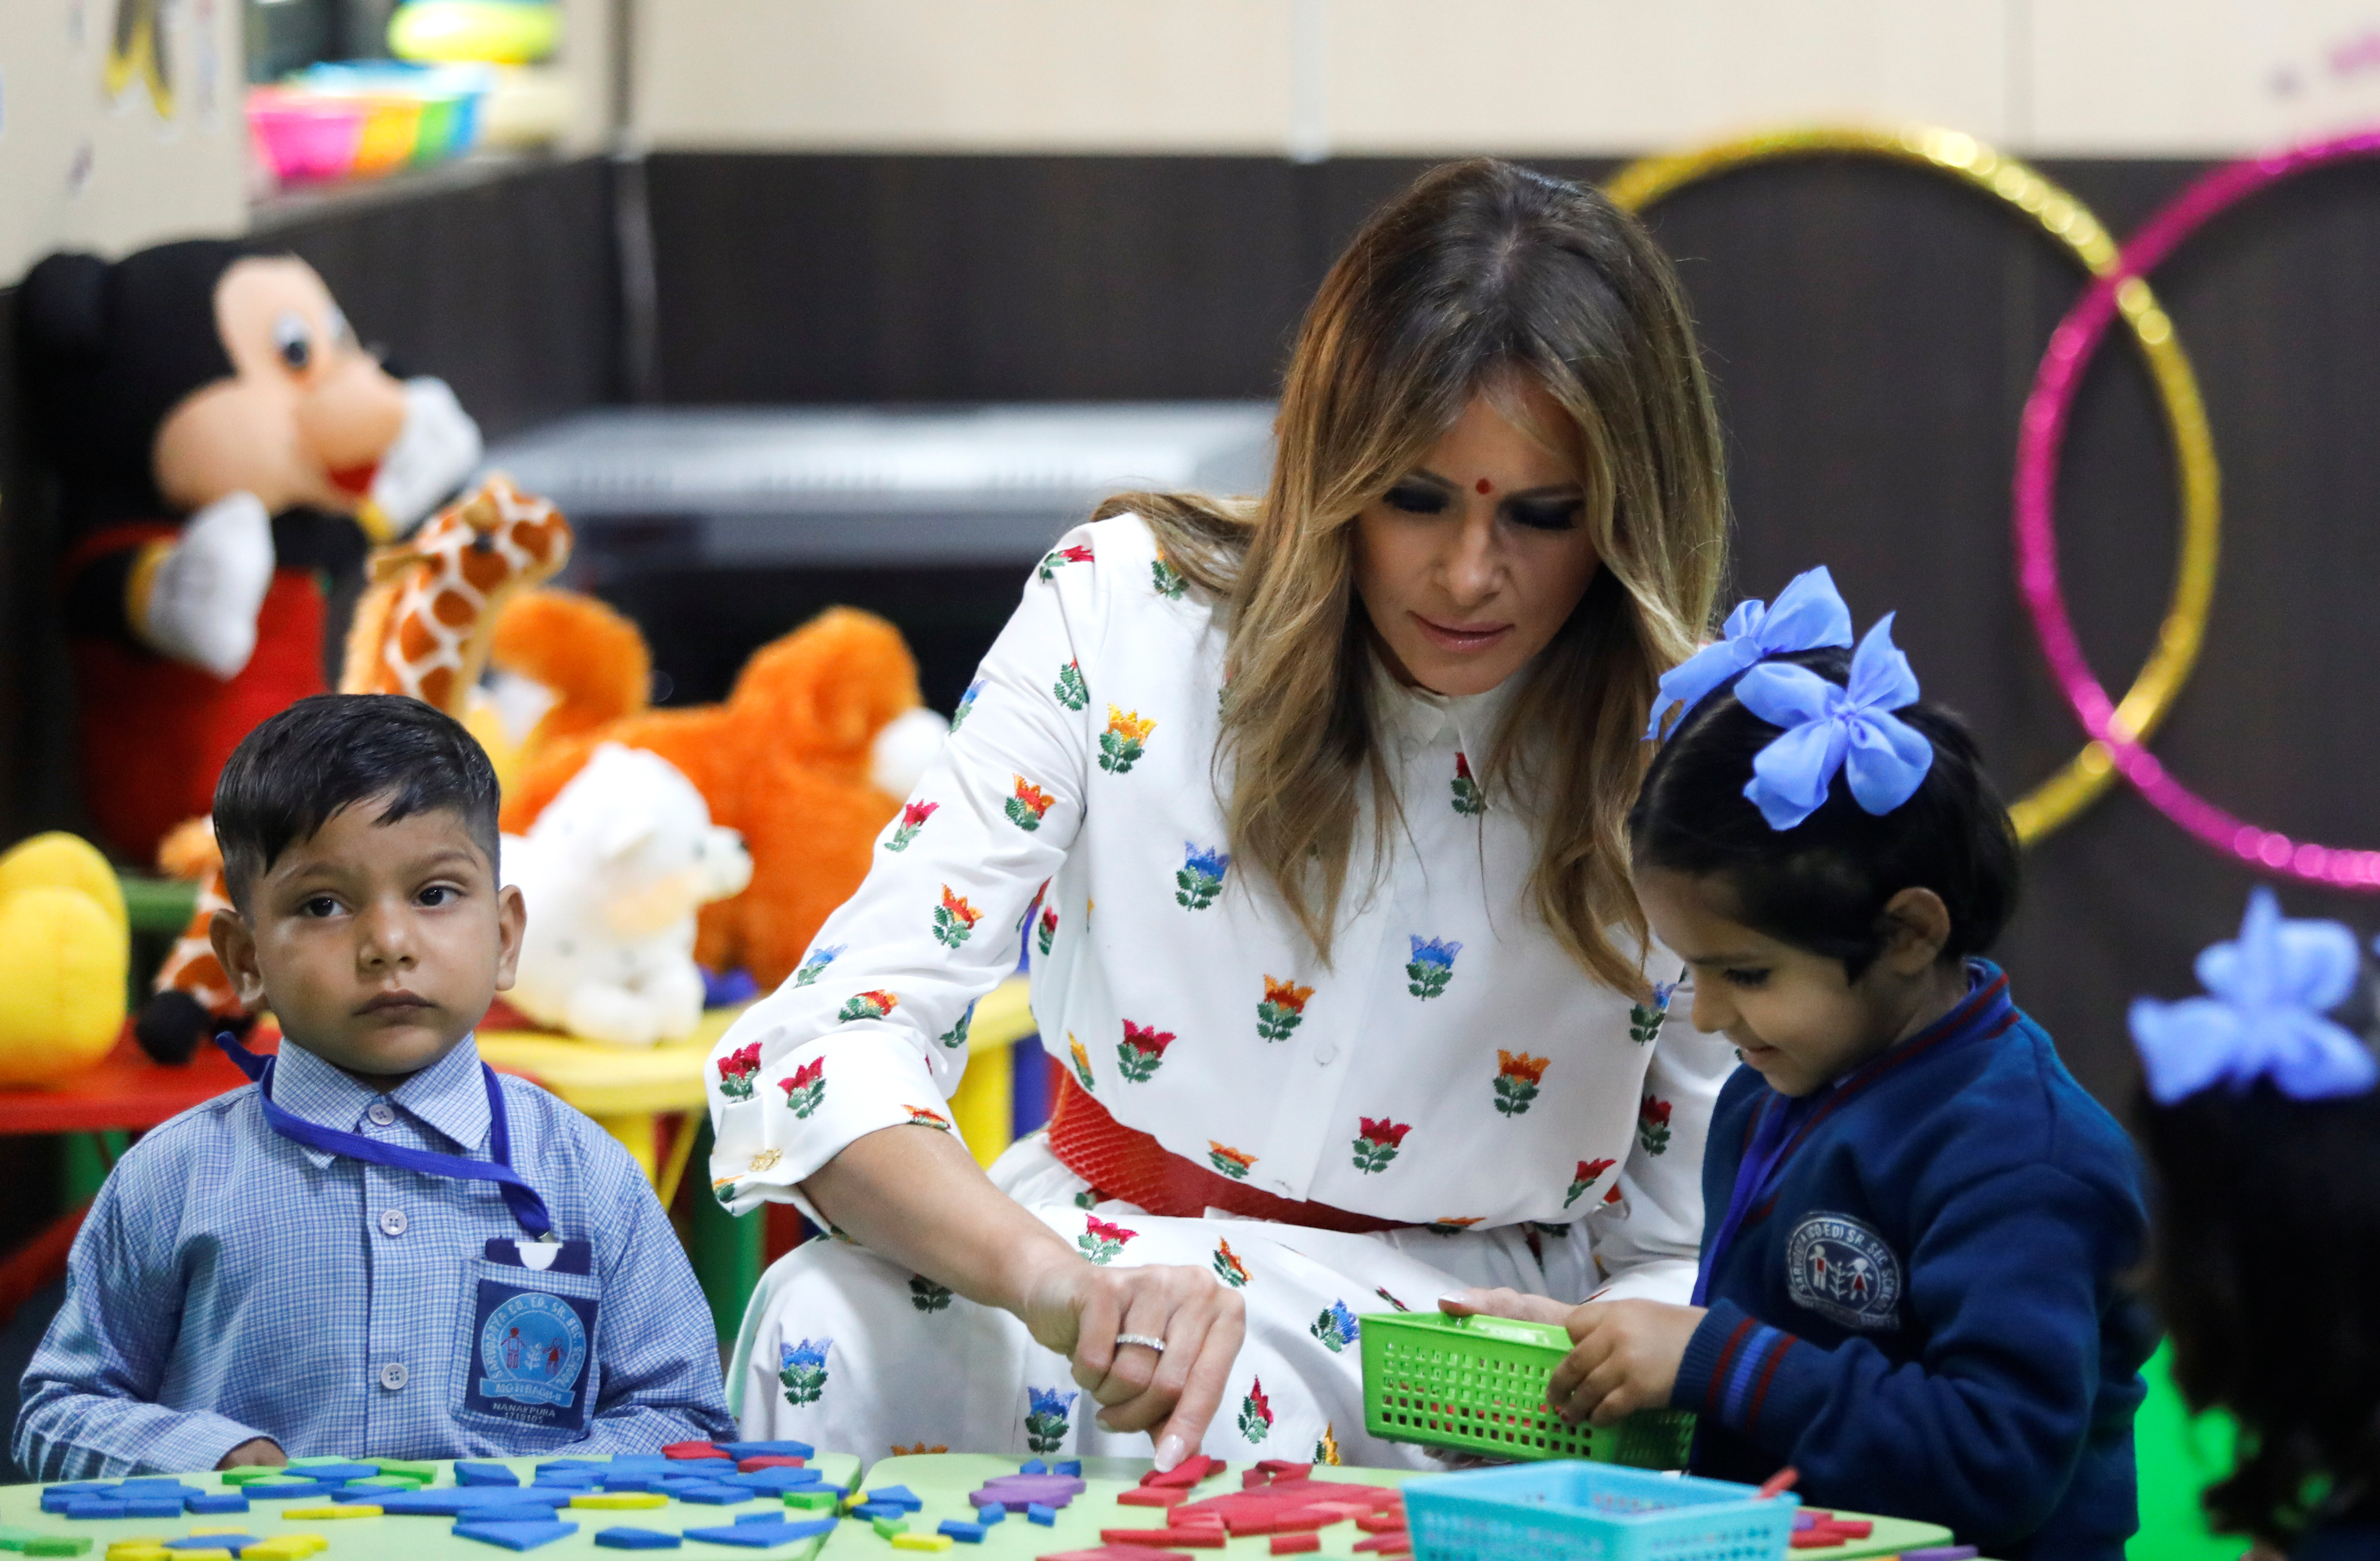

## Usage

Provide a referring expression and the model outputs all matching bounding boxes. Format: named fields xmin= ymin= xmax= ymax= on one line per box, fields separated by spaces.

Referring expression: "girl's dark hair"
xmin=1626 ymin=646 xmax=2019 ymax=979
xmin=2141 ymin=1070 xmax=2380 ymax=1546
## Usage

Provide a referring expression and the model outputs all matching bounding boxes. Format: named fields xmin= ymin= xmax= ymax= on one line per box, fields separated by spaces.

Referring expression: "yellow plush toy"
xmin=0 ymin=833 xmax=130 ymax=1085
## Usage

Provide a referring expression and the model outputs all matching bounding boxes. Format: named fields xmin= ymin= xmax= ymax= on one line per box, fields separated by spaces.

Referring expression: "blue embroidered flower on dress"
xmin=778 ymin=1337 xmax=831 ymax=1406
xmin=791 ymin=946 xmax=844 ymax=987
xmin=1308 ymin=1300 xmax=1361 ymax=1353
xmin=950 ymin=680 xmax=986 ymax=733
xmin=1176 ymin=844 xmax=1230 ymax=910
xmin=1406 ymin=936 xmax=1462 ymax=1000
xmin=1024 ymin=1385 xmax=1078 ymax=1453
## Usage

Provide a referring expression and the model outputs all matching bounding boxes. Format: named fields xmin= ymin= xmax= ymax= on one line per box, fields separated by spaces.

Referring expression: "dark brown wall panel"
xmin=643 ymin=154 xmax=1313 ymax=402
xmin=259 ymin=156 xmax=623 ymax=441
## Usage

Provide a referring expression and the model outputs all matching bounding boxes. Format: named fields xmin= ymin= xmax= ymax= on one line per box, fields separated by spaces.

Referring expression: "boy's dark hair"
xmin=2141 ymin=1069 xmax=2380 ymax=1547
xmin=1627 ymin=646 xmax=2019 ymax=980
xmin=214 ymin=693 xmax=501 ymax=913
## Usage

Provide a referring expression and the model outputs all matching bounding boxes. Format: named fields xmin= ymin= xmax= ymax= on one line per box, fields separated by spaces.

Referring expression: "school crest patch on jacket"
xmin=1786 ymin=1211 xmax=1902 ymax=1331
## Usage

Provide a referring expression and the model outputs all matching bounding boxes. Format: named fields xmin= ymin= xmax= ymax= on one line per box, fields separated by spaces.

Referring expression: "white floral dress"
xmin=705 ymin=513 xmax=1737 ymax=1465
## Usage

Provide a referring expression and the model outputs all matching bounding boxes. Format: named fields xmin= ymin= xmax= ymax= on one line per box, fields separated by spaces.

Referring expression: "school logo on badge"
xmin=478 ymin=1290 xmax=590 ymax=1407
xmin=1785 ymin=1212 xmax=1902 ymax=1331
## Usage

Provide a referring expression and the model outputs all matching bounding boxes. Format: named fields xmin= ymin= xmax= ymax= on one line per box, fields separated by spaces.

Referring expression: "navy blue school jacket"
xmin=1672 ymin=961 xmax=2155 ymax=1560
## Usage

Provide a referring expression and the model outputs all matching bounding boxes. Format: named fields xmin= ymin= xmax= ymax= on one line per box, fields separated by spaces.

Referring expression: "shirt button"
xmin=366 ymin=1102 xmax=396 ymax=1127
xmin=378 ymin=1362 xmax=408 ymax=1391
xmin=378 ymin=1209 xmax=408 ymax=1237
xmin=1314 ymin=1041 xmax=1339 ymax=1066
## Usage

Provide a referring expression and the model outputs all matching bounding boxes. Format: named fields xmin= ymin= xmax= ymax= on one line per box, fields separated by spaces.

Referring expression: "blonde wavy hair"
xmin=1100 ymin=159 xmax=1728 ymax=995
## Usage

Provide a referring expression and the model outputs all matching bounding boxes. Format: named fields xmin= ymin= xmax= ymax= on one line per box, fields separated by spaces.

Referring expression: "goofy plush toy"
xmin=20 ymin=239 xmax=481 ymax=863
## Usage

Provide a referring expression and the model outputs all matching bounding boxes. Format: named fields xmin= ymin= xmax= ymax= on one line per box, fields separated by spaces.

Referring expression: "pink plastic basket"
xmin=248 ymin=89 xmax=366 ymax=184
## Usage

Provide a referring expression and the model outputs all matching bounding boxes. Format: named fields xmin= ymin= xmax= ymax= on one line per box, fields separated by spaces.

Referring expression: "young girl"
xmin=1450 ymin=566 xmax=2152 ymax=1558
xmin=2130 ymin=888 xmax=2380 ymax=1559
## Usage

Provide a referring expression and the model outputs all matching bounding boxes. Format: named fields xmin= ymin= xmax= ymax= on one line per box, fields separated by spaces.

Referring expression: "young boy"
xmin=15 ymin=695 xmax=733 ymax=1478
xmin=1449 ymin=629 xmax=2152 ymax=1558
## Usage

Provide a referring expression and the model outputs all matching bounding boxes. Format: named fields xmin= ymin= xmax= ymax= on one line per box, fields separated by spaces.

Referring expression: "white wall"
xmin=0 ymin=0 xmax=249 ymax=287
xmin=14 ymin=0 xmax=2380 ymax=291
xmin=633 ymin=0 xmax=2380 ymax=158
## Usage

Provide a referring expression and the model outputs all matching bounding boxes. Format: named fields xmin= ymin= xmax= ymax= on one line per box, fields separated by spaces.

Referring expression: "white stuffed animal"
xmin=501 ymin=742 xmax=753 ymax=1046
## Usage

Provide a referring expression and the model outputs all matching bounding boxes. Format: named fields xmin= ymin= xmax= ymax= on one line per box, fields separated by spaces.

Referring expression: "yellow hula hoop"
xmin=1606 ymin=125 xmax=2222 ymax=844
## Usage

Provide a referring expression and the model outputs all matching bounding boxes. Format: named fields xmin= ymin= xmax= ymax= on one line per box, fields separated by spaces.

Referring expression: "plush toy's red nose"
xmin=328 ymin=462 xmax=378 ymax=496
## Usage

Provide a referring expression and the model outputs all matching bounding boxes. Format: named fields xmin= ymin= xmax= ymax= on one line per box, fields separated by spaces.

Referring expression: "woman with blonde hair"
xmin=707 ymin=157 xmax=1740 ymax=1467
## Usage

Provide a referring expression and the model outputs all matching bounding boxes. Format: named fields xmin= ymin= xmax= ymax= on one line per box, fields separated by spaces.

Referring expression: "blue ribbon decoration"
xmin=1644 ymin=564 xmax=1854 ymax=741
xmin=1734 ymin=613 xmax=1935 ymax=832
xmin=2127 ymin=887 xmax=2377 ymax=1104
xmin=214 ymin=1030 xmax=556 ymax=1235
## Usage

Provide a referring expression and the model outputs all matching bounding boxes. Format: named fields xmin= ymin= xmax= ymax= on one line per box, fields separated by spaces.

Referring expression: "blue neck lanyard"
xmin=1690 ymin=1089 xmax=1817 ymax=1307
xmin=214 ymin=1031 xmax=554 ymax=1237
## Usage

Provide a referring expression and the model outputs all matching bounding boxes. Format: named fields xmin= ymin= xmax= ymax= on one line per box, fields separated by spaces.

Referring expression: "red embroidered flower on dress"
xmin=1116 ymin=1020 xmax=1175 ymax=1082
xmin=1637 ymin=1095 xmax=1673 ymax=1156
xmin=1352 ymin=1117 xmax=1411 ymax=1174
xmin=1565 ymin=1157 xmax=1616 ymax=1208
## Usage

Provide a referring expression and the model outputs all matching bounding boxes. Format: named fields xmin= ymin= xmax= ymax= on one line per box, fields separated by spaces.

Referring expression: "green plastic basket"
xmin=1361 ymin=1311 xmax=1697 ymax=1467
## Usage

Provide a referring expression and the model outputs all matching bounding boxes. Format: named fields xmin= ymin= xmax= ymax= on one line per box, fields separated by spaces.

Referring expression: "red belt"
xmin=1045 ymin=1075 xmax=1410 ymax=1235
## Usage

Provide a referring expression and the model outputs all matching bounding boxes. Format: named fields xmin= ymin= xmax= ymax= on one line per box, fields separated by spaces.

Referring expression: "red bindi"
xmin=1475 ymin=478 xmax=1492 ymax=495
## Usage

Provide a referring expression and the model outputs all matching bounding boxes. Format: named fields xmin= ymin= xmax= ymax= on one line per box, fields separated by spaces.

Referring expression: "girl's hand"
xmin=1020 ymin=1256 xmax=1246 ymax=1472
xmin=1548 ymin=1300 xmax=1705 ymax=1425
xmin=1437 ymin=1286 xmax=1578 ymax=1327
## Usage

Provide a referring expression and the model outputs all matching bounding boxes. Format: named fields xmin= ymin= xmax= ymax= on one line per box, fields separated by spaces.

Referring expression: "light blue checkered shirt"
xmin=14 ymin=1036 xmax=732 ymax=1478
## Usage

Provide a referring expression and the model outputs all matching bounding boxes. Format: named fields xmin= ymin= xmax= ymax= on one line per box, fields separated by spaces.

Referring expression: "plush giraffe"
xmin=132 ymin=477 xmax=574 ymax=1064
xmin=340 ymin=474 xmax=573 ymax=715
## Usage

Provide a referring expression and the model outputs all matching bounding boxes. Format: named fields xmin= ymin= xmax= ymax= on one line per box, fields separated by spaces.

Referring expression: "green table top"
xmin=0 ymin=1453 xmax=1982 ymax=1561
xmin=0 ymin=1455 xmax=861 ymax=1561
xmin=817 ymin=1452 xmax=1964 ymax=1559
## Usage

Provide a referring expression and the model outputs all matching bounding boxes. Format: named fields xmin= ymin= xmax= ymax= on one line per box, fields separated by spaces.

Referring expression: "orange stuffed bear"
xmin=496 ymin=597 xmax=927 ymax=991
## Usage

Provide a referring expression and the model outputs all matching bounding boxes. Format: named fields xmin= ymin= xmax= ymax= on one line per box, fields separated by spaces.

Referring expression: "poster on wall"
xmin=107 ymin=0 xmax=172 ymax=119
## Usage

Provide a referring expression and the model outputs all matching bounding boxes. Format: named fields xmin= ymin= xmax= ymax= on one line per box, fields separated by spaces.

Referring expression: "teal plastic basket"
xmin=1402 ymin=1462 xmax=1796 ymax=1561
xmin=1361 ymin=1311 xmax=1697 ymax=1467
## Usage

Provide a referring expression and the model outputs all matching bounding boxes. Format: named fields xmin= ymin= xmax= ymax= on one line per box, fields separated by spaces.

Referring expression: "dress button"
xmin=378 ymin=1362 xmax=408 ymax=1391
xmin=1314 ymin=1041 xmax=1339 ymax=1066
xmin=378 ymin=1209 xmax=408 ymax=1237
xmin=366 ymin=1102 xmax=396 ymax=1127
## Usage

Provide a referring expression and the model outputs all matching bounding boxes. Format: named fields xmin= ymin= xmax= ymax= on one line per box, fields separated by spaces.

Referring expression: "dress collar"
xmin=268 ymin=1033 xmax=492 ymax=1168
xmin=1366 ymin=646 xmax=1530 ymax=759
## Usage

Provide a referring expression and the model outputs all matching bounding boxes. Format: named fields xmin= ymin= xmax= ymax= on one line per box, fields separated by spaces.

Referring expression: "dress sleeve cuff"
xmin=1671 ymin=1298 xmax=1803 ymax=1436
xmin=708 ymin=1023 xmax=955 ymax=1227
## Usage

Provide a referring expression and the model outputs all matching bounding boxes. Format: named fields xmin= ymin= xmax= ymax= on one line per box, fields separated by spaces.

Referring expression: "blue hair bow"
xmin=1733 ymin=613 xmax=1934 ymax=831
xmin=2127 ymin=886 xmax=2376 ymax=1104
xmin=1644 ymin=565 xmax=1853 ymax=741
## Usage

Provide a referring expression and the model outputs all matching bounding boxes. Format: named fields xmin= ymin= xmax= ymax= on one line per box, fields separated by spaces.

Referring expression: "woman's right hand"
xmin=1020 ymin=1253 xmax=1246 ymax=1472
xmin=804 ymin=1123 xmax=1247 ymax=1471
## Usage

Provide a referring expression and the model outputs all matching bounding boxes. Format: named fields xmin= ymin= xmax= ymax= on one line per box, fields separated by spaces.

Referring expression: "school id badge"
xmin=464 ymin=1246 xmax=599 ymax=1429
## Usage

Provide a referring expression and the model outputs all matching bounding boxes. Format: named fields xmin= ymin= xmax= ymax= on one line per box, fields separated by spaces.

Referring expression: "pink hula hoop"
xmin=2013 ymin=131 xmax=2380 ymax=888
